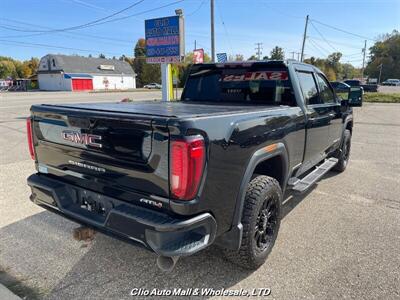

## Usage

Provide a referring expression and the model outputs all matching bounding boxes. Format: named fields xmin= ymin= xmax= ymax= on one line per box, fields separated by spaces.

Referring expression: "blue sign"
xmin=145 ymin=16 xmax=183 ymax=63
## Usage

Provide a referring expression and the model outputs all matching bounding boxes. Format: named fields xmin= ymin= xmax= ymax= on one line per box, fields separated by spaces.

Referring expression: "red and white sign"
xmin=193 ymin=49 xmax=204 ymax=64
xmin=222 ymin=71 xmax=288 ymax=82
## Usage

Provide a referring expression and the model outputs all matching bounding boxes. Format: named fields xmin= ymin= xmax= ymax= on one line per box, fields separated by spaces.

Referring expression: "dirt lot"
xmin=0 ymin=91 xmax=399 ymax=299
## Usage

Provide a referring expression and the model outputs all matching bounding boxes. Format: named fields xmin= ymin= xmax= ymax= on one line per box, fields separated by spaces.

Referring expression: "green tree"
xmin=365 ymin=30 xmax=400 ymax=81
xmin=248 ymin=55 xmax=258 ymax=61
xmin=235 ymin=54 xmax=244 ymax=61
xmin=0 ymin=56 xmax=39 ymax=79
xmin=134 ymin=38 xmax=146 ymax=57
xmin=132 ymin=38 xmax=161 ymax=87
xmin=141 ymin=63 xmax=161 ymax=85
xmin=0 ymin=60 xmax=17 ymax=78
xmin=327 ymin=52 xmax=343 ymax=76
xmin=270 ymin=46 xmax=285 ymax=60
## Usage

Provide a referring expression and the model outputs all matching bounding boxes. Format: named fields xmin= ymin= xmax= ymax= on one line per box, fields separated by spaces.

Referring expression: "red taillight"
xmin=170 ymin=136 xmax=205 ymax=200
xmin=26 ymin=118 xmax=35 ymax=160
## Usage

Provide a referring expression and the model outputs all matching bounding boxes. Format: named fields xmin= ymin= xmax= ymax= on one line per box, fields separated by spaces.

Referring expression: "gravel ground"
xmin=0 ymin=91 xmax=399 ymax=299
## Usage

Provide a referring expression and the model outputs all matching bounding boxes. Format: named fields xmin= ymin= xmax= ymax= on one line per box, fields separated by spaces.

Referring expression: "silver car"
xmin=143 ymin=83 xmax=162 ymax=89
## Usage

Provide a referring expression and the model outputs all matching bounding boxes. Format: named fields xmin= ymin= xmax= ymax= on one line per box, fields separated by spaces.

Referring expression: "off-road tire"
xmin=333 ymin=129 xmax=351 ymax=172
xmin=224 ymin=175 xmax=282 ymax=270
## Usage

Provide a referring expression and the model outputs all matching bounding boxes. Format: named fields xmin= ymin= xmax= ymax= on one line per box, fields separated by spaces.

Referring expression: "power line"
xmin=0 ymin=40 xmax=124 ymax=56
xmin=0 ymin=18 xmax=132 ymax=45
xmin=215 ymin=0 xmax=233 ymax=52
xmin=309 ymin=20 xmax=338 ymax=52
xmin=310 ymin=18 xmax=377 ymax=42
xmin=81 ymin=0 xmax=185 ymax=28
xmin=66 ymin=0 xmax=107 ymax=12
xmin=307 ymin=36 xmax=363 ymax=50
xmin=0 ymin=0 xmax=146 ymax=33
xmin=187 ymin=0 xmax=206 ymax=16
xmin=307 ymin=39 xmax=328 ymax=57
xmin=0 ymin=0 xmax=184 ymax=34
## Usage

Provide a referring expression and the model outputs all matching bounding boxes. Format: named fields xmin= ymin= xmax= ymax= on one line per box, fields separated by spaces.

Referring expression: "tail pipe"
xmin=156 ymin=256 xmax=180 ymax=272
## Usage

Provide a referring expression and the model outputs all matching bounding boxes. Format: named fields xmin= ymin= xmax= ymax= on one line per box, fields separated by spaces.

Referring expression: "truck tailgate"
xmin=30 ymin=105 xmax=170 ymax=199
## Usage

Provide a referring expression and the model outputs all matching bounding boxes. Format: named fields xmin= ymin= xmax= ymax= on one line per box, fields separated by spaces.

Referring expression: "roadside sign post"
xmin=145 ymin=15 xmax=185 ymax=101
xmin=161 ymin=63 xmax=172 ymax=101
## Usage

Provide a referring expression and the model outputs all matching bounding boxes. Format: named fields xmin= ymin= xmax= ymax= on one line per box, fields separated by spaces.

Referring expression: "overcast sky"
xmin=1 ymin=0 xmax=399 ymax=66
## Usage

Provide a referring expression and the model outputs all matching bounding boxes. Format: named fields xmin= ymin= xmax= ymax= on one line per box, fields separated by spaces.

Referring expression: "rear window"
xmin=181 ymin=65 xmax=297 ymax=106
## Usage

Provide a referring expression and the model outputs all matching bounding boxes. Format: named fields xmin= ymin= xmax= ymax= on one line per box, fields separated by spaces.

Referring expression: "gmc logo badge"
xmin=62 ymin=131 xmax=102 ymax=148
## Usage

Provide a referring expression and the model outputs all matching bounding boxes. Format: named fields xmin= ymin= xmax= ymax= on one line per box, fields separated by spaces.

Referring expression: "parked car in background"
xmin=344 ymin=79 xmax=379 ymax=93
xmin=143 ymin=83 xmax=162 ymax=89
xmin=381 ymin=79 xmax=400 ymax=86
xmin=330 ymin=81 xmax=351 ymax=93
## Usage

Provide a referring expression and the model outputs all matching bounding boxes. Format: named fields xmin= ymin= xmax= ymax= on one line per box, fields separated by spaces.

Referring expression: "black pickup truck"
xmin=26 ymin=61 xmax=362 ymax=271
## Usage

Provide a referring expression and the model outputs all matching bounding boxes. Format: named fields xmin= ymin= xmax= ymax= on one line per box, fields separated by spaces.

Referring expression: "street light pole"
xmin=210 ymin=0 xmax=215 ymax=62
xmin=361 ymin=40 xmax=367 ymax=81
xmin=300 ymin=15 xmax=309 ymax=62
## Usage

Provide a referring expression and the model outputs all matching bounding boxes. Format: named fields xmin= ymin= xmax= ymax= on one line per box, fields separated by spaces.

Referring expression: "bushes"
xmin=364 ymin=93 xmax=400 ymax=103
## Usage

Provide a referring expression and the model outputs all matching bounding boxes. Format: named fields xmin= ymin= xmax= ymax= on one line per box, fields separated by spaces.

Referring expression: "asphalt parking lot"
xmin=0 ymin=91 xmax=399 ymax=299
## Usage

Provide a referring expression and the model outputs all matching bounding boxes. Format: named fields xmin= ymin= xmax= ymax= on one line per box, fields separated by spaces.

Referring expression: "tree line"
xmin=0 ymin=57 xmax=39 ymax=79
xmin=1 ymin=30 xmax=398 ymax=85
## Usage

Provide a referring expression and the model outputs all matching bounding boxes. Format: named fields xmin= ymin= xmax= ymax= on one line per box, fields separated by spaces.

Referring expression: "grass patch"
xmin=364 ymin=93 xmax=400 ymax=103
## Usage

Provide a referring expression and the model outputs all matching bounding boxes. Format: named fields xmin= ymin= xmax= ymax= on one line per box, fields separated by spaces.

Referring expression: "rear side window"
xmin=182 ymin=66 xmax=297 ymax=106
xmin=315 ymin=74 xmax=335 ymax=104
xmin=296 ymin=72 xmax=320 ymax=105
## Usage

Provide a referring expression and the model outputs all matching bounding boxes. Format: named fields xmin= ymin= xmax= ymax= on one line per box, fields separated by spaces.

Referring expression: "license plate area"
xmin=77 ymin=189 xmax=114 ymax=217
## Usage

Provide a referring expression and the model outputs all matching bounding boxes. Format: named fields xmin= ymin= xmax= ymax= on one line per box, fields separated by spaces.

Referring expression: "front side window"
xmin=296 ymin=72 xmax=320 ymax=105
xmin=316 ymin=73 xmax=335 ymax=104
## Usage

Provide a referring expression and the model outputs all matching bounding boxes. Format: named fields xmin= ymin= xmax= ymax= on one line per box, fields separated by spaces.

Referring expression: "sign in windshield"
xmin=182 ymin=67 xmax=295 ymax=106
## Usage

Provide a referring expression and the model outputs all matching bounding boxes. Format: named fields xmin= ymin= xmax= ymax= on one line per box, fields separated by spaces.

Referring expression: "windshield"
xmin=181 ymin=65 xmax=296 ymax=106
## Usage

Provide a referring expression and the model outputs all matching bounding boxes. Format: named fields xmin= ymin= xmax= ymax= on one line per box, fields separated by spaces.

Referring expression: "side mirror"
xmin=347 ymin=87 xmax=363 ymax=107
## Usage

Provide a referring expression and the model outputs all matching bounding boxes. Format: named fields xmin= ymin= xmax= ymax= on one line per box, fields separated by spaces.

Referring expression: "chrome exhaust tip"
xmin=156 ymin=255 xmax=179 ymax=272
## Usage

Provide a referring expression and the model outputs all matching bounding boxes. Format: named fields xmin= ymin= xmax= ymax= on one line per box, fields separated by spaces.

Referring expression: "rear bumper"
xmin=27 ymin=174 xmax=217 ymax=257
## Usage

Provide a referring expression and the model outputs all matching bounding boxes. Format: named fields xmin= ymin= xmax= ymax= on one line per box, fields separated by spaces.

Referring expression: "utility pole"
xmin=361 ymin=40 xmax=367 ymax=81
xmin=210 ymin=0 xmax=215 ymax=62
xmin=300 ymin=15 xmax=309 ymax=62
xmin=290 ymin=51 xmax=301 ymax=60
xmin=255 ymin=43 xmax=263 ymax=60
xmin=194 ymin=40 xmax=197 ymax=50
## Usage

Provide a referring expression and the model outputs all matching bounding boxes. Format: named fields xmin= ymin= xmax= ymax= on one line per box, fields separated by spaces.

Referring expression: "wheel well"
xmin=253 ymin=156 xmax=284 ymax=187
xmin=346 ymin=121 xmax=353 ymax=134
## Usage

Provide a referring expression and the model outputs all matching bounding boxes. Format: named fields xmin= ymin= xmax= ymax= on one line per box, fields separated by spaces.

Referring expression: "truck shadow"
xmin=0 ymin=211 xmax=253 ymax=299
xmin=0 ymin=176 xmax=328 ymax=299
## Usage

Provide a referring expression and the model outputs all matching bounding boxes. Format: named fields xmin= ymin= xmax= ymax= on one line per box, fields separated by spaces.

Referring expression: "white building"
xmin=38 ymin=54 xmax=136 ymax=91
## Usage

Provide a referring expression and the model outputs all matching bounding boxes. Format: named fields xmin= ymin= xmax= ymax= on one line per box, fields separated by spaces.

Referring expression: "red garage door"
xmin=72 ymin=79 xmax=93 ymax=91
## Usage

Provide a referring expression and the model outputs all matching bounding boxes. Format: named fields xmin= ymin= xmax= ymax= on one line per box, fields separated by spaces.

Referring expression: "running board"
xmin=289 ymin=158 xmax=338 ymax=193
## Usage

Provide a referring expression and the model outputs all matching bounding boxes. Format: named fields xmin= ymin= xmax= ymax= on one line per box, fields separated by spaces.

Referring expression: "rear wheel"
xmin=333 ymin=129 xmax=351 ymax=172
xmin=224 ymin=175 xmax=282 ymax=270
